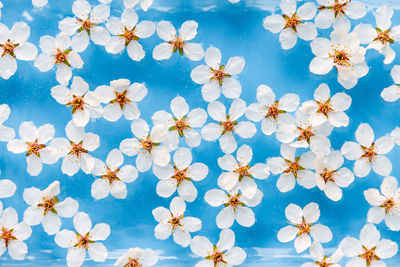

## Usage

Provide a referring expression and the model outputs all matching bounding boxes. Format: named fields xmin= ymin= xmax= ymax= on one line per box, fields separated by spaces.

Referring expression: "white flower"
xmin=217 ymin=144 xmax=269 ymax=198
xmin=49 ymin=120 xmax=100 ymax=176
xmin=201 ymin=99 xmax=256 ymax=154
xmin=267 ymin=144 xmax=316 ymax=193
xmin=106 ymin=8 xmax=155 ymax=61
xmin=315 ymin=151 xmax=354 ymax=201
xmin=51 ymin=76 xmax=102 ymax=127
xmin=152 ymin=95 xmax=207 ymax=149
xmin=300 ymin=242 xmax=343 ymax=267
xmin=340 ymin=224 xmax=398 ymax=267
xmin=315 ymin=0 xmax=366 ymax=31
xmin=190 ymin=229 xmax=246 ymax=266
xmin=0 ymin=104 xmax=16 ymax=142
xmin=204 ymin=187 xmax=263 ymax=229
xmin=153 ymin=147 xmax=208 ymax=202
xmin=58 ymin=0 xmax=111 ymax=52
xmin=277 ymin=203 xmax=333 ymax=253
xmin=91 ymin=149 xmax=138 ymax=200
xmin=0 ymin=207 xmax=32 ymax=260
xmin=309 ymin=28 xmax=368 ymax=89
xmin=191 ymin=47 xmax=245 ymax=102
xmin=114 ymin=247 xmax=158 ymax=266
xmin=364 ymin=176 xmax=400 ymax=231
xmin=381 ymin=65 xmax=400 ymax=102
xmin=23 ymin=181 xmax=79 ymax=235
xmin=153 ymin=20 xmax=204 ymax=61
xmin=55 ymin=212 xmax=110 ymax=267
xmin=353 ymin=5 xmax=400 ymax=65
xmin=95 ymin=78 xmax=147 ymax=122
xmin=246 ymin=84 xmax=299 ymax=136
xmin=0 ymin=22 xmax=37 ymax=79
xmin=33 ymin=0 xmax=48 ymax=8
xmin=299 ymin=83 xmax=351 ymax=128
xmin=34 ymin=33 xmax=84 ymax=85
xmin=7 ymin=121 xmax=58 ymax=176
xmin=120 ymin=119 xmax=170 ymax=172
xmin=152 ymin=197 xmax=201 ymax=247
xmin=124 ymin=0 xmax=153 ymax=12
xmin=263 ymin=0 xmax=317 ymax=50
xmin=341 ymin=123 xmax=394 ymax=177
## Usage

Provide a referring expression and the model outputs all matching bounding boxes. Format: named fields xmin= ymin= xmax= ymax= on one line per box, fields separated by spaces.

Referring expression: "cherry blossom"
xmin=190 ymin=229 xmax=246 ymax=266
xmin=23 ymin=181 xmax=79 ymax=235
xmin=0 ymin=22 xmax=37 ymax=79
xmin=91 ymin=149 xmax=138 ymax=200
xmin=381 ymin=65 xmax=400 ymax=102
xmin=115 ymin=247 xmax=158 ymax=267
xmin=0 ymin=104 xmax=16 ymax=142
xmin=123 ymin=0 xmax=153 ymax=12
xmin=340 ymin=224 xmax=398 ymax=267
xmin=58 ymin=0 xmax=111 ymax=52
xmin=201 ymin=99 xmax=256 ymax=154
xmin=277 ymin=203 xmax=333 ymax=253
xmin=152 ymin=196 xmax=201 ymax=247
xmin=153 ymin=147 xmax=208 ymax=202
xmin=341 ymin=123 xmax=394 ymax=177
xmin=51 ymin=76 xmax=102 ymax=127
xmin=263 ymin=0 xmax=317 ymax=50
xmin=55 ymin=212 xmax=110 ymax=267
xmin=191 ymin=47 xmax=245 ymax=101
xmin=300 ymin=242 xmax=343 ymax=267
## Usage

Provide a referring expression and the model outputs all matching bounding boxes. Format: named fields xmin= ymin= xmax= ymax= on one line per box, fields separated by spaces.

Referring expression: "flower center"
xmin=296 ymin=218 xmax=311 ymax=236
xmin=316 ymin=258 xmax=333 ymax=267
xmin=320 ymin=168 xmax=336 ymax=183
xmin=317 ymin=100 xmax=333 ymax=116
xmin=297 ymin=126 xmax=314 ymax=143
xmin=121 ymin=27 xmax=139 ymax=46
xmin=0 ymin=227 xmax=17 ymax=247
xmin=221 ymin=119 xmax=236 ymax=133
xmin=266 ymin=101 xmax=282 ymax=120
xmin=37 ymin=196 xmax=59 ymax=215
xmin=101 ymin=167 xmax=120 ymax=184
xmin=110 ymin=90 xmax=131 ymax=108
xmin=359 ymin=246 xmax=380 ymax=266
xmin=210 ymin=65 xmax=231 ymax=86
xmin=361 ymin=144 xmax=377 ymax=163
xmin=140 ymin=138 xmax=154 ymax=152
xmin=330 ymin=49 xmax=351 ymax=68
xmin=332 ymin=1 xmax=347 ymax=16
xmin=228 ymin=195 xmax=242 ymax=208
xmin=66 ymin=95 xmax=85 ymax=113
xmin=126 ymin=258 xmax=141 ymax=267
xmin=80 ymin=19 xmax=93 ymax=31
xmin=284 ymin=157 xmax=304 ymax=178
xmin=26 ymin=140 xmax=46 ymax=157
xmin=75 ymin=233 xmax=92 ymax=250
xmin=283 ymin=14 xmax=301 ymax=31
xmin=169 ymin=215 xmax=183 ymax=230
xmin=210 ymin=251 xmax=226 ymax=264
xmin=69 ymin=141 xmax=88 ymax=157
xmin=54 ymin=49 xmax=69 ymax=65
xmin=0 ymin=40 xmax=17 ymax=57
xmin=169 ymin=36 xmax=185 ymax=51
xmin=173 ymin=166 xmax=188 ymax=185
xmin=173 ymin=117 xmax=189 ymax=137
xmin=381 ymin=198 xmax=396 ymax=214
xmin=235 ymin=165 xmax=250 ymax=181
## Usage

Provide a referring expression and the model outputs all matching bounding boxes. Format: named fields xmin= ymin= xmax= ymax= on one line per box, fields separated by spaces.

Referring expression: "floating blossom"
xmin=299 ymin=83 xmax=351 ymax=128
xmin=153 ymin=147 xmax=208 ymax=202
xmin=381 ymin=65 xmax=400 ymax=102
xmin=91 ymin=149 xmax=138 ymax=200
xmin=153 ymin=20 xmax=204 ymax=61
xmin=364 ymin=176 xmax=400 ymax=231
xmin=353 ymin=5 xmax=400 ymax=65
xmin=277 ymin=203 xmax=333 ymax=253
xmin=217 ymin=144 xmax=269 ymax=198
xmin=34 ymin=33 xmax=84 ymax=85
xmin=0 ymin=207 xmax=32 ymax=260
xmin=152 ymin=197 xmax=201 ymax=247
xmin=23 ymin=181 xmax=79 ymax=235
xmin=58 ymin=0 xmax=111 ymax=52
xmin=123 ymin=0 xmax=153 ymax=11
xmin=201 ymin=99 xmax=256 ymax=154
xmin=120 ymin=119 xmax=170 ymax=172
xmin=95 ymin=78 xmax=147 ymax=122
xmin=0 ymin=22 xmax=37 ymax=79
xmin=55 ymin=212 xmax=110 ymax=267
xmin=106 ymin=8 xmax=155 ymax=61
xmin=263 ymin=0 xmax=317 ymax=50
xmin=191 ymin=47 xmax=245 ymax=102
xmin=114 ymin=247 xmax=158 ymax=267
xmin=341 ymin=123 xmax=393 ymax=178
xmin=267 ymin=144 xmax=316 ymax=193
xmin=246 ymin=84 xmax=299 ymax=136
xmin=152 ymin=95 xmax=207 ymax=149
xmin=300 ymin=242 xmax=343 ymax=267
xmin=309 ymin=28 xmax=368 ymax=89
xmin=190 ymin=229 xmax=246 ymax=266
xmin=49 ymin=121 xmax=100 ymax=176
xmin=7 ymin=121 xmax=58 ymax=176
xmin=0 ymin=104 xmax=16 ymax=142
xmin=340 ymin=224 xmax=398 ymax=267
xmin=204 ymin=187 xmax=263 ymax=229
xmin=33 ymin=0 xmax=48 ymax=8
xmin=51 ymin=76 xmax=102 ymax=127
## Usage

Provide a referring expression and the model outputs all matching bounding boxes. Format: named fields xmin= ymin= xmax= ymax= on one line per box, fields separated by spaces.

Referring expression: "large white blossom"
xmin=300 ymin=242 xmax=343 ymax=267
xmin=123 ymin=0 xmax=153 ymax=11
xmin=114 ymin=247 xmax=158 ymax=267
xmin=381 ymin=65 xmax=400 ymax=102
xmin=0 ymin=104 xmax=16 ymax=142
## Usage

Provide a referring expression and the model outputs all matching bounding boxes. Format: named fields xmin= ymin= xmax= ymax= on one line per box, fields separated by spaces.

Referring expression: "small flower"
xmin=300 ymin=242 xmax=343 ymax=267
xmin=123 ymin=0 xmax=153 ymax=11
xmin=114 ymin=247 xmax=158 ymax=267
xmin=91 ymin=149 xmax=138 ymax=200
xmin=341 ymin=123 xmax=394 ymax=177
xmin=277 ymin=203 xmax=333 ymax=253
xmin=364 ymin=176 xmax=400 ymax=231
xmin=23 ymin=181 xmax=79 ymax=235
xmin=153 ymin=20 xmax=204 ymax=61
xmin=340 ymin=224 xmax=398 ymax=267
xmin=191 ymin=47 xmax=245 ymax=102
xmin=190 ymin=229 xmax=247 ymax=266
xmin=0 ymin=104 xmax=16 ymax=142
xmin=51 ymin=76 xmax=103 ymax=127
xmin=55 ymin=212 xmax=110 ymax=267
xmin=201 ymin=99 xmax=256 ymax=154
xmin=152 ymin=197 xmax=201 ymax=247
xmin=381 ymin=65 xmax=400 ymax=102
xmin=153 ymin=147 xmax=208 ymax=202
xmin=263 ymin=0 xmax=317 ymax=50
